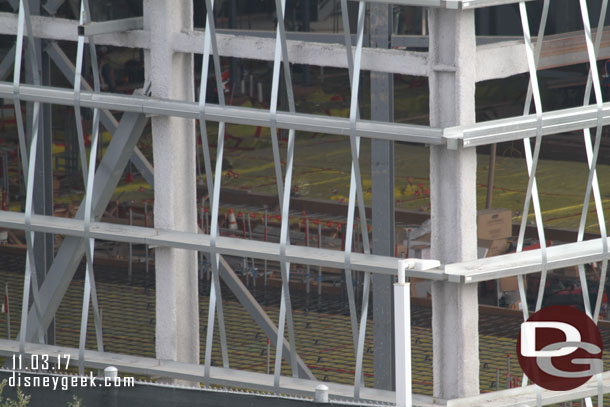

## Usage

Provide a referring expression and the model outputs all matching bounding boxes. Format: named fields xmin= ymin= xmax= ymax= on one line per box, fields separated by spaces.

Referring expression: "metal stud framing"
xmin=269 ymin=0 xmax=299 ymax=387
xmin=338 ymin=0 xmax=374 ymax=399
xmin=73 ymin=0 xmax=104 ymax=376
xmin=199 ymin=0 xmax=230 ymax=382
xmin=5 ymin=0 xmax=610 ymax=406
xmin=14 ymin=0 xmax=46 ymax=355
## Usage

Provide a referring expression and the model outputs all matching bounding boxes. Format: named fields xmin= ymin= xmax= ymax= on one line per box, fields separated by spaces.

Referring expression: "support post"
xmin=26 ymin=0 xmax=54 ymax=345
xmin=370 ymin=2 xmax=395 ymax=391
xmin=395 ymin=260 xmax=411 ymax=407
xmin=143 ymin=0 xmax=199 ymax=379
xmin=428 ymin=8 xmax=480 ymax=400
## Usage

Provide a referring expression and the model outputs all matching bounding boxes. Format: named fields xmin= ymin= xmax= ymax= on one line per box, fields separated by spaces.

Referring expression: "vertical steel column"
xmin=370 ymin=2 xmax=395 ymax=392
xmin=428 ymin=7 xmax=479 ymax=400
xmin=143 ymin=0 xmax=199 ymax=382
xmin=395 ymin=260 xmax=412 ymax=407
xmin=229 ymin=0 xmax=239 ymax=96
xmin=338 ymin=1 xmax=374 ymax=398
xmin=15 ymin=0 xmax=46 ymax=351
xmin=26 ymin=0 xmax=55 ymax=345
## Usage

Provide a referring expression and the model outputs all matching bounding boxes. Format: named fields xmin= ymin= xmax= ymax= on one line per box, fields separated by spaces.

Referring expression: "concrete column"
xmin=428 ymin=8 xmax=479 ymax=399
xmin=143 ymin=0 xmax=199 ymax=375
xmin=370 ymin=3 xmax=395 ymax=391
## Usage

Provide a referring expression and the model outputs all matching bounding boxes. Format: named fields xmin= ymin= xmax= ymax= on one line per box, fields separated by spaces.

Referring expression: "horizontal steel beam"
xmin=0 ymin=12 xmax=429 ymax=77
xmin=0 ymin=12 xmax=149 ymax=49
xmin=444 ymin=236 xmax=610 ymax=283
xmin=0 ymin=210 xmax=442 ymax=278
xmin=2 ymin=337 xmax=604 ymax=406
xmin=172 ymin=30 xmax=429 ymax=77
xmin=207 ymin=29 xmax=518 ymax=49
xmin=356 ymin=0 xmax=528 ymax=9
xmin=457 ymin=0 xmax=532 ymax=8
xmin=0 ymin=11 xmax=602 ymax=83
xmin=447 ymin=371 xmax=610 ymax=406
xmin=79 ymin=17 xmax=143 ymax=37
xmin=445 ymin=101 xmax=610 ymax=148
xmin=0 ymin=339 xmax=403 ymax=404
xmin=0 ymin=81 xmax=443 ymax=144
xmin=476 ymin=26 xmax=610 ymax=81
xmin=6 ymin=208 xmax=607 ymax=284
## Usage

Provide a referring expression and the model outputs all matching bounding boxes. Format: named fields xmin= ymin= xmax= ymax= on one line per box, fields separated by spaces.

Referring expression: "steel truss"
xmin=2 ymin=0 xmax=610 ymax=406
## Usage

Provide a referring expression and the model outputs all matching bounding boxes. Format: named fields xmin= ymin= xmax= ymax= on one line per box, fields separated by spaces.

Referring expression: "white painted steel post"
xmin=5 ymin=283 xmax=9 ymax=340
xmin=317 ymin=222 xmax=322 ymax=296
xmin=395 ymin=259 xmax=412 ymax=407
xmin=128 ymin=206 xmax=133 ymax=281
xmin=144 ymin=201 xmax=149 ymax=275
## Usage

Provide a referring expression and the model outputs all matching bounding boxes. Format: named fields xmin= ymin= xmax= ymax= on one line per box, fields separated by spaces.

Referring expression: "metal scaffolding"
xmin=2 ymin=0 xmax=610 ymax=406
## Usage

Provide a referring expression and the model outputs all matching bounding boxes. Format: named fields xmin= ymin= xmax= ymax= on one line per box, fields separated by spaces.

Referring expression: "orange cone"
xmin=228 ymin=209 xmax=238 ymax=230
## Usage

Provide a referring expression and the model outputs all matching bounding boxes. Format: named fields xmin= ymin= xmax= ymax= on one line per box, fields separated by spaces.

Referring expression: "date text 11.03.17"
xmin=12 ymin=354 xmax=70 ymax=371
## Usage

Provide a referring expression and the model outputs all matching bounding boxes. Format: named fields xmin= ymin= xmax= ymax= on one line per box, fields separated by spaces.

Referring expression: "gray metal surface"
xmin=21 ymin=111 xmax=149 ymax=342
xmin=81 ymin=16 xmax=143 ymax=36
xmin=370 ymin=2 xmax=396 ymax=393
xmin=0 ymin=80 xmax=443 ymax=144
xmin=0 ymin=45 xmax=15 ymax=81
xmin=0 ymin=210 xmax=442 ymax=278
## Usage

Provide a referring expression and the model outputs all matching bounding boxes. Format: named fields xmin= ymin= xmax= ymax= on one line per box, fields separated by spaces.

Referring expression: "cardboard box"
xmin=411 ymin=232 xmax=431 ymax=243
xmin=562 ymin=266 xmax=580 ymax=278
xmin=499 ymin=276 xmax=520 ymax=292
xmin=396 ymin=227 xmax=408 ymax=247
xmin=396 ymin=244 xmax=408 ymax=258
xmin=477 ymin=208 xmax=512 ymax=241
xmin=478 ymin=238 xmax=509 ymax=258
xmin=499 ymin=275 xmax=527 ymax=292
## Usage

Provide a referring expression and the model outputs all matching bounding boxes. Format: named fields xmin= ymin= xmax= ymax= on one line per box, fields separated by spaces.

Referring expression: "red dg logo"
xmin=517 ymin=305 xmax=603 ymax=391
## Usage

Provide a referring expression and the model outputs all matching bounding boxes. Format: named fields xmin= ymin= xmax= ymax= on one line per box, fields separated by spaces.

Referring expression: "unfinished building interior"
xmin=2 ymin=0 xmax=610 ymax=406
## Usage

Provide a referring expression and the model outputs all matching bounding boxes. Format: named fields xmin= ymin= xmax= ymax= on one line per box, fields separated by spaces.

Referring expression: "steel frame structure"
xmin=2 ymin=0 xmax=610 ymax=406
